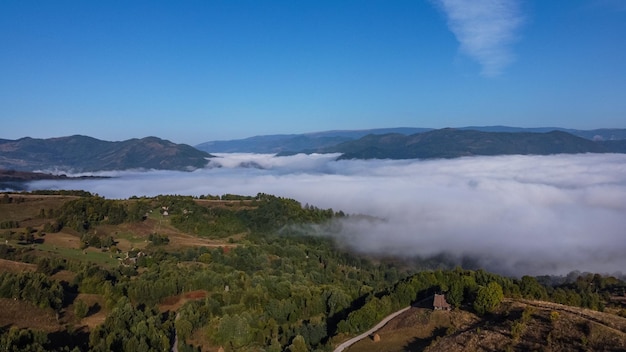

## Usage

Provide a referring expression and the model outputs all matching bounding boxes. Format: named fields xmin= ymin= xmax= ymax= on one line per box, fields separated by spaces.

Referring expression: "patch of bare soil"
xmin=96 ymin=219 xmax=236 ymax=251
xmin=427 ymin=300 xmax=626 ymax=352
xmin=167 ymin=232 xmax=236 ymax=249
xmin=50 ymin=269 xmax=76 ymax=283
xmin=158 ymin=290 xmax=208 ymax=313
xmin=346 ymin=307 xmax=477 ymax=352
xmin=346 ymin=299 xmax=626 ymax=352
xmin=0 ymin=298 xmax=63 ymax=332
xmin=70 ymin=293 xmax=107 ymax=329
xmin=0 ymin=258 xmax=37 ymax=273
xmin=0 ymin=194 xmax=77 ymax=222
xmin=42 ymin=231 xmax=81 ymax=249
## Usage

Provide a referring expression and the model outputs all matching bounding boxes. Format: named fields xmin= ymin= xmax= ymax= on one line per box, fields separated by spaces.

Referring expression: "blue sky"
xmin=1 ymin=0 xmax=625 ymax=145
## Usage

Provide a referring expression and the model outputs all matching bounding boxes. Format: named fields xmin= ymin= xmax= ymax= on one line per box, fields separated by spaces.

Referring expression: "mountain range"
xmin=1 ymin=127 xmax=626 ymax=173
xmin=195 ymin=126 xmax=626 ymax=154
xmin=322 ymin=129 xmax=626 ymax=160
xmin=0 ymin=135 xmax=211 ymax=172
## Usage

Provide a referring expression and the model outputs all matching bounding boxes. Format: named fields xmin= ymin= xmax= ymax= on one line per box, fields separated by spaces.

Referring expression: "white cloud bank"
xmin=433 ymin=0 xmax=525 ymax=76
xmin=27 ymin=153 xmax=626 ymax=276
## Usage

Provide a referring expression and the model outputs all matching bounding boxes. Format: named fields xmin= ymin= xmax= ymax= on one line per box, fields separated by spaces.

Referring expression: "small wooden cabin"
xmin=433 ymin=294 xmax=451 ymax=310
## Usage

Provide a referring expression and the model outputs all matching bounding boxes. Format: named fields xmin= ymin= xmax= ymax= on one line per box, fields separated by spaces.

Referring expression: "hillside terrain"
xmin=325 ymin=129 xmax=626 ymax=160
xmin=195 ymin=127 xmax=626 ymax=154
xmin=2 ymin=128 xmax=625 ymax=174
xmin=195 ymin=128 xmax=432 ymax=153
xmin=0 ymin=135 xmax=212 ymax=172
xmin=1 ymin=191 xmax=626 ymax=351
xmin=345 ymin=299 xmax=626 ymax=352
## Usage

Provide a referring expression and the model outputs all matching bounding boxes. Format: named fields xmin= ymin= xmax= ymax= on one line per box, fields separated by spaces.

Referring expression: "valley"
xmin=1 ymin=191 xmax=626 ymax=351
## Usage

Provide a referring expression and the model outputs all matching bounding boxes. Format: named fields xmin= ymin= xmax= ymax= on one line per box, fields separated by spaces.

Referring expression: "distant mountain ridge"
xmin=0 ymin=135 xmax=212 ymax=172
xmin=324 ymin=129 xmax=626 ymax=160
xmin=195 ymin=127 xmax=626 ymax=153
xmin=3 ymin=127 xmax=626 ymax=173
xmin=195 ymin=127 xmax=433 ymax=153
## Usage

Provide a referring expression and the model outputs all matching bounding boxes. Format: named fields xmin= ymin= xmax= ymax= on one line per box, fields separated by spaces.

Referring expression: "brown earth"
xmin=345 ymin=307 xmax=477 ymax=352
xmin=0 ymin=194 xmax=78 ymax=222
xmin=0 ymin=258 xmax=37 ymax=273
xmin=39 ymin=231 xmax=82 ymax=249
xmin=346 ymin=299 xmax=626 ymax=352
xmin=50 ymin=269 xmax=77 ymax=283
xmin=71 ymin=293 xmax=107 ymax=329
xmin=0 ymin=298 xmax=63 ymax=332
xmin=158 ymin=290 xmax=208 ymax=313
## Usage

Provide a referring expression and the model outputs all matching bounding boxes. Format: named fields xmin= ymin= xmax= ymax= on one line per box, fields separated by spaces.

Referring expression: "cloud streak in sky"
xmin=434 ymin=0 xmax=524 ymax=76
xmin=25 ymin=153 xmax=626 ymax=277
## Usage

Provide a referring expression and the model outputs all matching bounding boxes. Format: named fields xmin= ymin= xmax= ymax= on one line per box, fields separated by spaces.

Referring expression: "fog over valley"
xmin=24 ymin=153 xmax=626 ymax=277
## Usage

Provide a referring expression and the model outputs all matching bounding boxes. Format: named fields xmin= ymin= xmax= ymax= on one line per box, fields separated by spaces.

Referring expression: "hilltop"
xmin=0 ymin=135 xmax=212 ymax=172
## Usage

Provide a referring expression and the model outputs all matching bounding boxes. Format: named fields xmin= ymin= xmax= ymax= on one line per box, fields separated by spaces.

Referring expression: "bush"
xmin=74 ymin=299 xmax=89 ymax=319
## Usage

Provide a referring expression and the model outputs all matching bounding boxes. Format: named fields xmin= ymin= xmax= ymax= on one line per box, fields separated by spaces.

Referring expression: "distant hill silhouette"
xmin=0 ymin=135 xmax=212 ymax=172
xmin=195 ymin=128 xmax=432 ymax=153
xmin=2 ymin=127 xmax=625 ymax=173
xmin=325 ymin=129 xmax=626 ymax=160
xmin=195 ymin=127 xmax=626 ymax=154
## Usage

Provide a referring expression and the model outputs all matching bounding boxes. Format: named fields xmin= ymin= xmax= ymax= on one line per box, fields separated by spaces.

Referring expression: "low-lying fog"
xmin=27 ymin=153 xmax=626 ymax=277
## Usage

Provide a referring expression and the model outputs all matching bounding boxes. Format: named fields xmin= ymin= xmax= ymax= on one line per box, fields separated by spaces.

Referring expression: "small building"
xmin=433 ymin=294 xmax=451 ymax=310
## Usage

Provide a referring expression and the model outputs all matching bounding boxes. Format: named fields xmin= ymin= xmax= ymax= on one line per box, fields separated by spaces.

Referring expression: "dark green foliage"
xmin=473 ymin=282 xmax=504 ymax=315
xmin=329 ymin=129 xmax=618 ymax=160
xmin=42 ymin=220 xmax=62 ymax=233
xmin=240 ymin=193 xmax=335 ymax=233
xmin=0 ymin=272 xmax=64 ymax=310
xmin=58 ymin=196 xmax=129 ymax=232
xmin=221 ymin=194 xmax=255 ymax=201
xmin=148 ymin=233 xmax=169 ymax=246
xmin=0 ymin=220 xmax=19 ymax=229
xmin=89 ymin=298 xmax=174 ymax=352
xmin=74 ymin=299 xmax=89 ymax=319
xmin=520 ymin=275 xmax=548 ymax=300
xmin=27 ymin=190 xmax=94 ymax=197
xmin=36 ymin=257 xmax=62 ymax=275
xmin=0 ymin=327 xmax=48 ymax=352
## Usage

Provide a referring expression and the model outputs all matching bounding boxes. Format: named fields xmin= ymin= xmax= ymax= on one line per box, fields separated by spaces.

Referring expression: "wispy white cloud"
xmin=434 ymin=0 xmax=525 ymax=76
xmin=25 ymin=153 xmax=626 ymax=276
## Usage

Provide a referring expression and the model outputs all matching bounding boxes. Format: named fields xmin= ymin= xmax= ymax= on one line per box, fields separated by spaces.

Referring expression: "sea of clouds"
xmin=26 ymin=153 xmax=626 ymax=276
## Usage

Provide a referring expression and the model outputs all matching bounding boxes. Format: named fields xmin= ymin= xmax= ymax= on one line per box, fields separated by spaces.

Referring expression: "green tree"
xmin=447 ymin=281 xmax=464 ymax=308
xmin=473 ymin=282 xmax=504 ymax=315
xmin=74 ymin=299 xmax=89 ymax=319
xmin=288 ymin=335 xmax=308 ymax=352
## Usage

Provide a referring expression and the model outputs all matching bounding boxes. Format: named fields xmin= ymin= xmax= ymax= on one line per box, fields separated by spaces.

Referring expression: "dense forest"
xmin=1 ymin=191 xmax=625 ymax=351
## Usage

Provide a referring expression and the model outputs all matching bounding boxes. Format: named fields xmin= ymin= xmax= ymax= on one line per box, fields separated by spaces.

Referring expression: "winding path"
xmin=333 ymin=306 xmax=411 ymax=352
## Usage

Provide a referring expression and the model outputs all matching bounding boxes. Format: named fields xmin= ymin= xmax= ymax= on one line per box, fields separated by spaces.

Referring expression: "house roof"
xmin=433 ymin=294 xmax=451 ymax=308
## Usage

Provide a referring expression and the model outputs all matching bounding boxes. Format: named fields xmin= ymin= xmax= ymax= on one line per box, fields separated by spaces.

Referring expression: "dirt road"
xmin=333 ymin=306 xmax=411 ymax=352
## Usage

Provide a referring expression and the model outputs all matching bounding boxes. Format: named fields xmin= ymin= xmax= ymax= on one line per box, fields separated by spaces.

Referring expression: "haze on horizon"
xmin=1 ymin=0 xmax=626 ymax=144
xmin=23 ymin=152 xmax=626 ymax=278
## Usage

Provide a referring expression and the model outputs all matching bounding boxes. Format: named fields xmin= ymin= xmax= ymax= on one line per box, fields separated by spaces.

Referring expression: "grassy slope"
xmin=346 ymin=299 xmax=626 ymax=352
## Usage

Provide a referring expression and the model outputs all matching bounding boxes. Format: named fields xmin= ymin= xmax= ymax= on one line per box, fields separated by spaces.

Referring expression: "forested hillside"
xmin=326 ymin=129 xmax=626 ymax=160
xmin=0 ymin=135 xmax=211 ymax=172
xmin=1 ymin=192 xmax=626 ymax=351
